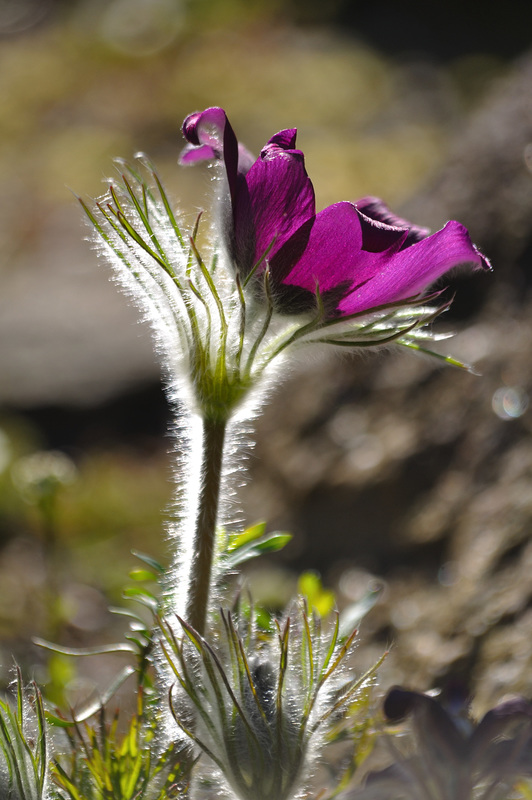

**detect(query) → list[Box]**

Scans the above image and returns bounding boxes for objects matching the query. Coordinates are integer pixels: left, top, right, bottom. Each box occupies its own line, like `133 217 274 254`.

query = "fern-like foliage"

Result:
52 694 189 800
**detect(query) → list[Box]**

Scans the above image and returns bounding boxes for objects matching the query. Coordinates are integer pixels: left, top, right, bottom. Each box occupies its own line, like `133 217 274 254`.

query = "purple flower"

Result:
350 687 532 800
180 107 490 318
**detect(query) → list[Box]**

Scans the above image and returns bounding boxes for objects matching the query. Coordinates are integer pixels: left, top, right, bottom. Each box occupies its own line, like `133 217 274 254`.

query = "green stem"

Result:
185 417 227 636
39 494 62 639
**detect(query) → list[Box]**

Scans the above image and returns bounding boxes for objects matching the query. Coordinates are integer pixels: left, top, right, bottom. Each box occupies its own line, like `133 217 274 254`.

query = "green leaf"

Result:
46 666 136 727
226 521 267 552
124 635 150 651
398 340 475 373
338 583 383 641
34 638 136 657
122 586 158 611
128 569 158 582
298 571 336 617
254 606 273 631
52 762 84 800
108 606 144 621
131 549 165 574
224 532 292 568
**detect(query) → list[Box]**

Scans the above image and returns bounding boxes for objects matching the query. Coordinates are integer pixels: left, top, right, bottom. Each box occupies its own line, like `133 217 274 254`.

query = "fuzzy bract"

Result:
160 605 380 800
0 671 49 800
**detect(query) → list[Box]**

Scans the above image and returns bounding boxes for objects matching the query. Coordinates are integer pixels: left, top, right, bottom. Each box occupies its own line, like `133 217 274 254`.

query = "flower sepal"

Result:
80 158 280 424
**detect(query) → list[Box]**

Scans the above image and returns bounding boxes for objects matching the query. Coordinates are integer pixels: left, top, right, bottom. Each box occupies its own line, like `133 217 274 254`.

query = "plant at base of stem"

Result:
51 691 188 800
159 600 383 800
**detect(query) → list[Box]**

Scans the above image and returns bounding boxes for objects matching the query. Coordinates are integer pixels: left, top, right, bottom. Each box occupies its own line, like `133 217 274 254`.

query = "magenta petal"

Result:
180 108 256 177
236 131 315 273
237 142 256 175
266 128 298 149
338 220 490 315
179 143 219 165
276 202 366 292
180 106 239 200
356 207 413 254
355 196 431 246
179 108 490 318
181 107 228 153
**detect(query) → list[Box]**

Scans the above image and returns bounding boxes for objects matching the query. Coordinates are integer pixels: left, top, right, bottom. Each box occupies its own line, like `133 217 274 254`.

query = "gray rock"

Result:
0 207 160 407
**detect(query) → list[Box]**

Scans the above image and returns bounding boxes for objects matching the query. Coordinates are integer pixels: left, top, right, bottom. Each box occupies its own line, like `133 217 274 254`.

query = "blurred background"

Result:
1 0 532 713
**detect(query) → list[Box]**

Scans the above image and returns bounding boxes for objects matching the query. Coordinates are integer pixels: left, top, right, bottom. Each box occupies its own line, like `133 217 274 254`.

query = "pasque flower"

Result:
83 110 490 638
180 107 490 317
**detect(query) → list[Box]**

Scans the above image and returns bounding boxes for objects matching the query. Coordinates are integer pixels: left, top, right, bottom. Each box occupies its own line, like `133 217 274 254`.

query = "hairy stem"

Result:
185 416 227 636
